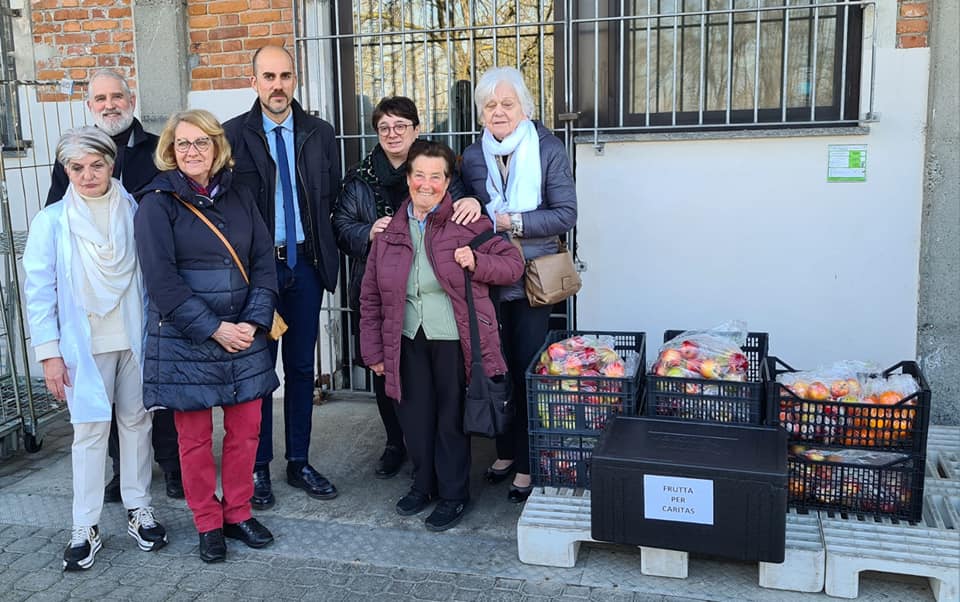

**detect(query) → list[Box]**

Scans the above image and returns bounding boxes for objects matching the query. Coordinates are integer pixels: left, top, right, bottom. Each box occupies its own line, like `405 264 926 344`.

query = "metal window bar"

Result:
575 0 873 141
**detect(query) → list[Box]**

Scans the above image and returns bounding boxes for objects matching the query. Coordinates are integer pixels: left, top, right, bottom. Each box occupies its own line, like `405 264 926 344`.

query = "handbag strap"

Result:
462 230 499 366
174 195 250 285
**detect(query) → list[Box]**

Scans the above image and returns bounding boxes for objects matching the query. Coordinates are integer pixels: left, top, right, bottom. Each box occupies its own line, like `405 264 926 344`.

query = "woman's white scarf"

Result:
482 119 541 223
64 180 137 318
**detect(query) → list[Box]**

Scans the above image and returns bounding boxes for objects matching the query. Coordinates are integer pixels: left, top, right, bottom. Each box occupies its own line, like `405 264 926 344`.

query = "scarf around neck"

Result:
64 180 137 318
359 144 408 217
481 119 541 222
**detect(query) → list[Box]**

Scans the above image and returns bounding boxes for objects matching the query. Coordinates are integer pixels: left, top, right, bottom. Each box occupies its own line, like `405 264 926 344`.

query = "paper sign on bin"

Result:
643 475 714 525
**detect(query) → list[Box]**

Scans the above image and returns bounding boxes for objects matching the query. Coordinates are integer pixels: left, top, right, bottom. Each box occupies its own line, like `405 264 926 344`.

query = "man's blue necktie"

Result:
274 126 297 268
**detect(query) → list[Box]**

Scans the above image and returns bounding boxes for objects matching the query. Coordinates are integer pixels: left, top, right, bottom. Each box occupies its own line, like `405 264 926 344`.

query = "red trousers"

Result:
174 399 262 533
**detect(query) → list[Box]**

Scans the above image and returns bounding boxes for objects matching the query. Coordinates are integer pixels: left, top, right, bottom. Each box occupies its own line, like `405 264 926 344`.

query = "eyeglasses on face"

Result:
174 137 212 154
376 122 413 137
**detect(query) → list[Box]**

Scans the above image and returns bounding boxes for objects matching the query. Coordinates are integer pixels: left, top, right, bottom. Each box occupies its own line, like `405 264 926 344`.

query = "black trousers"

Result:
373 373 405 449
108 408 180 475
397 329 468 501
494 299 553 475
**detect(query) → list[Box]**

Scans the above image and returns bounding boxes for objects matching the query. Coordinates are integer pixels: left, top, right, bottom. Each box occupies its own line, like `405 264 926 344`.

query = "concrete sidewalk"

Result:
0 393 938 601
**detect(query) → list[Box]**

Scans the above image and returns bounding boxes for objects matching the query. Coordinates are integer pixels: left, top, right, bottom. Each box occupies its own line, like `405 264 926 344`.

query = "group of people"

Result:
22 45 577 571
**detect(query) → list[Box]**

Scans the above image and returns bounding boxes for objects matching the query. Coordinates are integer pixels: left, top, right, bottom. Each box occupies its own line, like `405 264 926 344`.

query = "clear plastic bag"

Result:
650 320 750 381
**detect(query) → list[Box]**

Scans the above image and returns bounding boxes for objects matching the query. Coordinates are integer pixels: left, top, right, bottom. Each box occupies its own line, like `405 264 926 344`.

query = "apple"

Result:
788 381 809 399
547 342 567 361
807 382 830 401
846 378 861 397
829 380 850 399
666 366 685 378
700 359 719 379
728 353 749 374
684 357 703 374
660 348 683 367
679 340 699 359
547 361 564 376
602 361 625 377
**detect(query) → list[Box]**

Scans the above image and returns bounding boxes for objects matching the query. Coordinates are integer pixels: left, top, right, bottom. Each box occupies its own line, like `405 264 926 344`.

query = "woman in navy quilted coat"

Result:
135 109 278 563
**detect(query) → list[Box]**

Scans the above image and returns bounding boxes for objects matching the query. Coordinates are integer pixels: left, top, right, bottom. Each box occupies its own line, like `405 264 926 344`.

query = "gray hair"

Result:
86 69 132 101
56 126 117 168
474 67 536 120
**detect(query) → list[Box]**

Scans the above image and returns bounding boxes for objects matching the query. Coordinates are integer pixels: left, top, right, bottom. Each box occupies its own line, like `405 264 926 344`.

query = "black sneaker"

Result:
425 499 469 531
103 473 121 504
127 507 168 551
395 489 433 516
63 525 101 571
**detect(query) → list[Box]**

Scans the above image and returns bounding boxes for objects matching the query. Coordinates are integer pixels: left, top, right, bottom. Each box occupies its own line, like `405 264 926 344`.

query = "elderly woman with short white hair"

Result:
23 126 167 572
460 67 578 504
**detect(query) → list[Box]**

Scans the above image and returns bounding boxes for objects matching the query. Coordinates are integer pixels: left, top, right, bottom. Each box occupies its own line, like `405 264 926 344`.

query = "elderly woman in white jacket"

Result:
23 126 168 572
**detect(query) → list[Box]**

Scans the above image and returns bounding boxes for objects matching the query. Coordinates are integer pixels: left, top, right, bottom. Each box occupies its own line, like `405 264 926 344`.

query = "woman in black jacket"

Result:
332 96 481 479
135 109 279 564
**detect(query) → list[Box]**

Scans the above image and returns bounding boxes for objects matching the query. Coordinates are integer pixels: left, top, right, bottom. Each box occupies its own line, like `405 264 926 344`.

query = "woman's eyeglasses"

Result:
376 122 413 137
174 137 212 154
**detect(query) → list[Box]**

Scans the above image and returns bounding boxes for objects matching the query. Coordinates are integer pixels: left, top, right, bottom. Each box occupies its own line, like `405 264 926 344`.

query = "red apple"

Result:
547 342 567 361
679 340 699 359
660 348 683 367
700 359 719 379
728 353 748 374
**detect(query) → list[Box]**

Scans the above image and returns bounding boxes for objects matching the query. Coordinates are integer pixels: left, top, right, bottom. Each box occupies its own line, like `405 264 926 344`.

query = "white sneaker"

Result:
127 507 168 551
63 525 101 571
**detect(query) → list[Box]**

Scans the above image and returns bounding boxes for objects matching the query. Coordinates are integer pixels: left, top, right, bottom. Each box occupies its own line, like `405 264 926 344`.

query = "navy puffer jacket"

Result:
135 169 279 411
460 120 578 302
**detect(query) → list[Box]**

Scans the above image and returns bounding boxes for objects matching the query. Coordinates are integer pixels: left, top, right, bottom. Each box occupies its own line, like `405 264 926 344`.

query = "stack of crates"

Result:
526 330 645 489
645 330 772 425
766 358 931 521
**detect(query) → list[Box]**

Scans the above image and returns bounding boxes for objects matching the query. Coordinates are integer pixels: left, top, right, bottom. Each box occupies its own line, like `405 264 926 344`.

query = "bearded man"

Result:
43 69 182 505
45 70 160 207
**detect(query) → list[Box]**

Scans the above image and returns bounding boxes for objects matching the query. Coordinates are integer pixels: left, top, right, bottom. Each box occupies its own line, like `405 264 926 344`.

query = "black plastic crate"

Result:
526 330 645 435
591 417 787 562
529 432 597 489
645 330 772 425
787 447 925 522
766 357 932 456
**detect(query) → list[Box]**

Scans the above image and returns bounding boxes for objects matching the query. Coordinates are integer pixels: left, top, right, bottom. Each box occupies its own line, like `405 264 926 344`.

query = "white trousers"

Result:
71 350 153 527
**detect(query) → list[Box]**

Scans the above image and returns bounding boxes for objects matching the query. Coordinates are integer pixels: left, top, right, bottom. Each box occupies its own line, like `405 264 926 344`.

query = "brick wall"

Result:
31 0 136 98
897 0 929 48
187 0 294 91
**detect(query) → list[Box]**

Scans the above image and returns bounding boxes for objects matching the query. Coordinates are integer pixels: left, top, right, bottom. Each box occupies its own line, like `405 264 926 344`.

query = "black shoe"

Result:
508 484 534 504
395 489 433 516
223 518 274 549
425 499 469 531
374 445 406 479
63 525 101 571
165 471 184 499
286 463 338 500
251 465 275 510
103 473 121 504
484 462 516 484
198 529 226 564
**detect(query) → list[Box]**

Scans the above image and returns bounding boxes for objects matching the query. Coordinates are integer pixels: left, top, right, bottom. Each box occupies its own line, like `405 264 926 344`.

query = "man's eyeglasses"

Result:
175 137 212 154
376 122 413 137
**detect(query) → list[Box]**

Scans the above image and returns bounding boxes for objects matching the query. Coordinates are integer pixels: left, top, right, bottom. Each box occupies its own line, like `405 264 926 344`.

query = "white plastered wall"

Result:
574 39 930 369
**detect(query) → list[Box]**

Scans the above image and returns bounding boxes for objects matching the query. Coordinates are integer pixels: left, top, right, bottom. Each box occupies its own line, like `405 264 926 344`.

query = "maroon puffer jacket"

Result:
359 193 525 401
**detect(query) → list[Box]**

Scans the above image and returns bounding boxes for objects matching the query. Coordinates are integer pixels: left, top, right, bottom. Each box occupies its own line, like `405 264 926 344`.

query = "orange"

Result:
878 391 902 406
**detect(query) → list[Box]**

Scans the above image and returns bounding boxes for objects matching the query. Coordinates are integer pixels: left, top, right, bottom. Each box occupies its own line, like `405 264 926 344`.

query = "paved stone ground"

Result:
0 394 937 601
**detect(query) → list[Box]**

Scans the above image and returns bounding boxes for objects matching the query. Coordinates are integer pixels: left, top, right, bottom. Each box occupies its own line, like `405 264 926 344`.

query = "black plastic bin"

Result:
529 432 597 489
645 330 772 425
591 416 787 563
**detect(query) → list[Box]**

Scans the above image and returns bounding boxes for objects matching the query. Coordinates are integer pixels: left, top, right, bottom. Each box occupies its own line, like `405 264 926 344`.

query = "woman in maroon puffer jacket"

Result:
360 140 523 532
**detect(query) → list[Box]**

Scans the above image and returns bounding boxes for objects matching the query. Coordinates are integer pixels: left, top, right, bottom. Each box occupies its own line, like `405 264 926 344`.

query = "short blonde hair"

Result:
154 109 234 174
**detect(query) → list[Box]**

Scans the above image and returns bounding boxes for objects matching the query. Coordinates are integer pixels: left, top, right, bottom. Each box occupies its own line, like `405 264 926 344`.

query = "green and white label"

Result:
827 144 867 182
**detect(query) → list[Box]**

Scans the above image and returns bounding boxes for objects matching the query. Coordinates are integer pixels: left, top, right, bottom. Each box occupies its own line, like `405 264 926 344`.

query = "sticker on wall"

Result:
827 144 867 182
